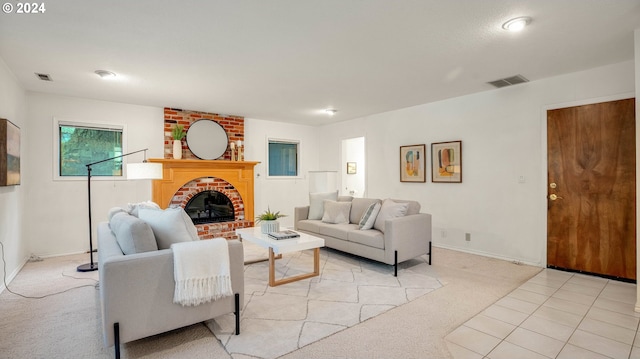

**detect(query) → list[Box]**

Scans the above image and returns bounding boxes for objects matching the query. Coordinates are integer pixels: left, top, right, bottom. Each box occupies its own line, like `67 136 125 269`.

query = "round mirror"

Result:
186 120 229 160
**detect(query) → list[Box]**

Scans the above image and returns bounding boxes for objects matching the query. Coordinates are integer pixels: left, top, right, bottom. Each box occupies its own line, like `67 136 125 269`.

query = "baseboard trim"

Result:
0 254 29 295
433 243 543 268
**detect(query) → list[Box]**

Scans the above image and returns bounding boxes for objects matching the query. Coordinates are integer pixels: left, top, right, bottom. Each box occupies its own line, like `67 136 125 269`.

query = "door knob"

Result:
549 194 563 201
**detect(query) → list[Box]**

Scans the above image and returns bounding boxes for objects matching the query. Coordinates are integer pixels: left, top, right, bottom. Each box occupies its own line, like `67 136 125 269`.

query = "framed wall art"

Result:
0 118 20 186
431 140 461 183
346 162 357 174
400 144 426 182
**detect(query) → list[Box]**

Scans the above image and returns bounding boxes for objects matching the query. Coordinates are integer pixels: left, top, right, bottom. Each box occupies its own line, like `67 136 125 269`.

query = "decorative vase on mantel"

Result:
171 124 187 160
172 140 182 160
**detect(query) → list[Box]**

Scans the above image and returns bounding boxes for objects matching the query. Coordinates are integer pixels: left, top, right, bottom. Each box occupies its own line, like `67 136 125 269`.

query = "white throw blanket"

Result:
171 238 233 306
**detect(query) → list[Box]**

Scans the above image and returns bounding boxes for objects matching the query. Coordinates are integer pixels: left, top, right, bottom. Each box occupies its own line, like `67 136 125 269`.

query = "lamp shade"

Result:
309 171 337 193
126 162 163 180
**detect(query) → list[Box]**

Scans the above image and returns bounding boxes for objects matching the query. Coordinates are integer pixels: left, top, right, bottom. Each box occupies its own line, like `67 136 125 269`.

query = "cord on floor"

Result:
0 241 99 299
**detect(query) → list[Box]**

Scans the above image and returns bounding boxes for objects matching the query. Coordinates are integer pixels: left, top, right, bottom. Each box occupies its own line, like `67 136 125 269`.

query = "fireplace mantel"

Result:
148 159 260 222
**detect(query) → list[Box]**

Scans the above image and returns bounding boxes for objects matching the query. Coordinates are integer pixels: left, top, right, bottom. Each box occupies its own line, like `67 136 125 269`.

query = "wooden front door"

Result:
547 98 636 281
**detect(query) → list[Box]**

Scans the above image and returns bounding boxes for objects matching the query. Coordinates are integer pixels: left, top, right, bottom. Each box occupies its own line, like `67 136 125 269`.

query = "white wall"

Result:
25 93 164 256
0 58 28 290
244 118 320 228
341 136 366 197
319 60 636 266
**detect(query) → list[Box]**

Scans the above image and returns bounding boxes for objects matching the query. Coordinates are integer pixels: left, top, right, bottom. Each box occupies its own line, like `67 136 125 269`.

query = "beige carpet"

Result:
209 243 441 358
0 247 540 358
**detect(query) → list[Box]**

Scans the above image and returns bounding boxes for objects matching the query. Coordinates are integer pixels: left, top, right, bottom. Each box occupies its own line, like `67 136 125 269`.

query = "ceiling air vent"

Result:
488 74 528 88
35 73 52 81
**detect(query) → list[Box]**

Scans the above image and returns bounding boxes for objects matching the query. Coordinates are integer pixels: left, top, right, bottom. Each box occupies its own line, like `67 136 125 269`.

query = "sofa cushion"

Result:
373 199 409 233
297 219 323 233
318 223 359 240
109 212 158 255
139 207 199 249
308 191 339 220
348 229 385 250
322 200 352 224
349 198 381 224
359 202 381 230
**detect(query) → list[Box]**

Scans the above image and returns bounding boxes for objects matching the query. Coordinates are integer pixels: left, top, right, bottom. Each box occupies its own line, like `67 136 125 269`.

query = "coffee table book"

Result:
268 230 300 240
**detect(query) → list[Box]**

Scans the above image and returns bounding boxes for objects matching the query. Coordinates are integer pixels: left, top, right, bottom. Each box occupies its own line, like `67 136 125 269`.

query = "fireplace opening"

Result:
184 190 235 224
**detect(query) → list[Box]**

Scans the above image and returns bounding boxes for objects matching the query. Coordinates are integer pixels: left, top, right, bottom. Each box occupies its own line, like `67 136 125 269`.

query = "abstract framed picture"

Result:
431 140 461 183
0 118 20 186
346 162 357 174
400 144 426 182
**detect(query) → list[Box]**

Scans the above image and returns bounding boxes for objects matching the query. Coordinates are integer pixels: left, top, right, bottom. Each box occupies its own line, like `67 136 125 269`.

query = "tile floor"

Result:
446 269 639 359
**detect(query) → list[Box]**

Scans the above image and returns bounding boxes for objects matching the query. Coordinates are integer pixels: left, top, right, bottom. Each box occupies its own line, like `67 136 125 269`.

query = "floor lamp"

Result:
77 148 163 272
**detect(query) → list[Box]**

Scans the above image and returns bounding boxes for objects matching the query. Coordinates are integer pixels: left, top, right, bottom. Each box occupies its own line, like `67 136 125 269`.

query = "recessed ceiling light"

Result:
502 17 532 32
324 109 337 116
94 70 116 79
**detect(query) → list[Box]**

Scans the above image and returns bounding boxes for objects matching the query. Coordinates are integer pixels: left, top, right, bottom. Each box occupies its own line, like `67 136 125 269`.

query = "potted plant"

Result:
256 207 287 234
172 125 186 159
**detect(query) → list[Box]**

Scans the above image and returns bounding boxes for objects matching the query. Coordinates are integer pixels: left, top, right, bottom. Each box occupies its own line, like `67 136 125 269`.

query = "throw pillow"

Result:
359 202 381 230
139 207 199 249
127 200 161 217
109 212 158 255
321 200 352 224
308 191 338 220
373 199 409 233
107 207 128 222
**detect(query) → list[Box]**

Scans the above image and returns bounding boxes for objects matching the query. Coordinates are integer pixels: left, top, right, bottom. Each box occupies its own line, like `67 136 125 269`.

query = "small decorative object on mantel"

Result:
236 140 243 161
256 207 287 234
230 141 236 161
171 124 186 160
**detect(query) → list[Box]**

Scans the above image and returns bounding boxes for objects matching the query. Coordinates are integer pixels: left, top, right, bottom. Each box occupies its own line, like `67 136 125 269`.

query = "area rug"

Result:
207 242 442 359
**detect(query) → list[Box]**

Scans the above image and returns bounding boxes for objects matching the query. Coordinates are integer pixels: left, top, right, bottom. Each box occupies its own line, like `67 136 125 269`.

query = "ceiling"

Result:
1 1 639 126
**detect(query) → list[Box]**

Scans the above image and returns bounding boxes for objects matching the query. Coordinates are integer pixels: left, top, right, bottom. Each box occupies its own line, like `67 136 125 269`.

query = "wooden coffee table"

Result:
236 227 324 287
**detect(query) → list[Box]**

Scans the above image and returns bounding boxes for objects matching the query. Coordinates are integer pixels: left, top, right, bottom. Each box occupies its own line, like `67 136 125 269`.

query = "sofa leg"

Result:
428 241 432 265
234 293 240 335
394 250 398 277
114 322 120 359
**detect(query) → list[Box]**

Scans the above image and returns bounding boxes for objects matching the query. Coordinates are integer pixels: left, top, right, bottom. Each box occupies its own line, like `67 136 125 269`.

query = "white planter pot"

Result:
172 140 182 160
261 220 280 234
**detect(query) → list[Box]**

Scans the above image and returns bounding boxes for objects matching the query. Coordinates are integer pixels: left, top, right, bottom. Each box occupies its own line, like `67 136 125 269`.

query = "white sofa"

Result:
294 196 431 275
97 206 244 359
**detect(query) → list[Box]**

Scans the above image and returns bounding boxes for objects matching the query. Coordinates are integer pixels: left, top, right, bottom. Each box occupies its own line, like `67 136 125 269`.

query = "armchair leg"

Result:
394 250 398 277
428 241 432 265
114 322 120 359
234 293 240 335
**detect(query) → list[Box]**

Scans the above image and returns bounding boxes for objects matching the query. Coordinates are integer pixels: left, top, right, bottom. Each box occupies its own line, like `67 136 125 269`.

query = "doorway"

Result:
546 98 636 281
341 137 366 197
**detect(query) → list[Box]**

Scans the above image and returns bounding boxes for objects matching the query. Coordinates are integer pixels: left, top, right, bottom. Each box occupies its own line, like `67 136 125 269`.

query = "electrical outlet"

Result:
441 230 447 238
465 233 471 241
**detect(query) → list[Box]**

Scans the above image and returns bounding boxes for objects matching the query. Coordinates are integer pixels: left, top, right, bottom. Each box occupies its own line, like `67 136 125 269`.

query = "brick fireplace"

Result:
149 159 259 240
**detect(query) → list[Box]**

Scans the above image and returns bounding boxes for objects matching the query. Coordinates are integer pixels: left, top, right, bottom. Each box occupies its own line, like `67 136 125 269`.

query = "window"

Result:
268 139 299 177
55 120 125 179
